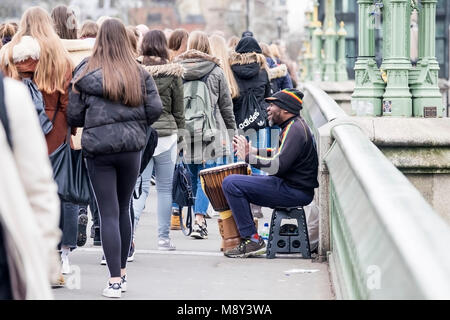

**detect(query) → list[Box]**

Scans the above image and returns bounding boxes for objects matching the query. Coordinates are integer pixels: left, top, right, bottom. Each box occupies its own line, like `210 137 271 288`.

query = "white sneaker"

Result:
100 255 106 265
61 255 71 274
121 275 127 292
190 221 208 239
102 282 122 298
158 238 176 251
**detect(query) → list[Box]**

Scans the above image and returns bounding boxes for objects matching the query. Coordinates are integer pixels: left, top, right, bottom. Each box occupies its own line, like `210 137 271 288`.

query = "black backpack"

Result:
133 126 158 199
235 87 268 131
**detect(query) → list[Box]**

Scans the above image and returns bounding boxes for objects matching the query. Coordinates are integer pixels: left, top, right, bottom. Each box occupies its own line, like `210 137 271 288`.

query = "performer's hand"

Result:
233 135 250 161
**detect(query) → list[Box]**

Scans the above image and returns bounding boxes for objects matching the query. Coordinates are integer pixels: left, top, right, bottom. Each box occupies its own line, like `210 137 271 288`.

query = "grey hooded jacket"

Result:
175 50 237 163
67 59 163 158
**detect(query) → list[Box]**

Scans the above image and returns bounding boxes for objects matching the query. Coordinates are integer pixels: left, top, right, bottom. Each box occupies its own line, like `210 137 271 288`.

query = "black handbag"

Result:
49 128 90 205
172 153 194 236
133 126 158 200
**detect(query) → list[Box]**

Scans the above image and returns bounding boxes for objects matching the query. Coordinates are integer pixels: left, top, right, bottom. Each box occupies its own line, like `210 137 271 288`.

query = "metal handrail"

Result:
326 122 450 299
301 83 450 299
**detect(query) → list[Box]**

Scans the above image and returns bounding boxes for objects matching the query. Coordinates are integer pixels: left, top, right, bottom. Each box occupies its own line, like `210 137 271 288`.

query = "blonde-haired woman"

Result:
228 36 239 50
270 43 298 88
260 42 292 93
174 30 237 239
0 7 78 279
209 34 239 100
209 34 240 167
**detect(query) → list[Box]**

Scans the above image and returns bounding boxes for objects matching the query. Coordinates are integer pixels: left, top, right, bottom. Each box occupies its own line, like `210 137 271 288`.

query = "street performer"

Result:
222 88 319 258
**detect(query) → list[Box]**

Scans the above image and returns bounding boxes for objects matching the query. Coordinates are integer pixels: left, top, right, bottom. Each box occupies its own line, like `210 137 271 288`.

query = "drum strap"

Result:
179 205 193 237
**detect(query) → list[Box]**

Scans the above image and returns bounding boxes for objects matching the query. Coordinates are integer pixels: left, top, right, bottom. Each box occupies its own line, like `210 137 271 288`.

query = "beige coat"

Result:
0 77 61 299
61 39 94 150
61 38 94 67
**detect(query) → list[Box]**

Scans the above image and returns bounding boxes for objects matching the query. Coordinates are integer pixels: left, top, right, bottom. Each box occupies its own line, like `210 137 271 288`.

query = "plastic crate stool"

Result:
266 207 311 259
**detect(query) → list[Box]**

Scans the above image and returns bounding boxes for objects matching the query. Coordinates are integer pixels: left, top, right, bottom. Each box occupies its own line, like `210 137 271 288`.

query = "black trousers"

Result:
222 175 314 238
86 151 140 278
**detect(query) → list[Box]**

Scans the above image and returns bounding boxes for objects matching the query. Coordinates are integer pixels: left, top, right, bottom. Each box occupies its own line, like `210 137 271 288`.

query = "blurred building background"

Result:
3 0 450 80
0 0 310 61
317 0 450 80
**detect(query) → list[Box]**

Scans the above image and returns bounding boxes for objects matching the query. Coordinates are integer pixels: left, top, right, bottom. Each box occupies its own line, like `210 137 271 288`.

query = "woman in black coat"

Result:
67 18 162 298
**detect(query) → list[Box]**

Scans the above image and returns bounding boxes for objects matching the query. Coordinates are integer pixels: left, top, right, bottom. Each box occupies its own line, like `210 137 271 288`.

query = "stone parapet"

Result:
350 116 450 224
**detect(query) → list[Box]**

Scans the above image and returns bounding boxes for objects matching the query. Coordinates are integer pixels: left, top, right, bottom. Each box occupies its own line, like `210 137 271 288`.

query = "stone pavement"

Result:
53 190 334 300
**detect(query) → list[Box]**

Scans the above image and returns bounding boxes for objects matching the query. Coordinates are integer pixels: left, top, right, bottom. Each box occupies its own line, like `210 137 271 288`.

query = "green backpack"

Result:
183 68 217 143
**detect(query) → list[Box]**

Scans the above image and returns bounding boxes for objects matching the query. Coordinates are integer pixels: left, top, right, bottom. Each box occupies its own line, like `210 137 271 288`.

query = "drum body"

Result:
199 162 249 252
199 162 249 212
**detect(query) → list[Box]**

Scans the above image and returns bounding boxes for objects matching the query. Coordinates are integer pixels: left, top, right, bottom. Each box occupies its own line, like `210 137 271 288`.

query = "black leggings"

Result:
86 151 140 278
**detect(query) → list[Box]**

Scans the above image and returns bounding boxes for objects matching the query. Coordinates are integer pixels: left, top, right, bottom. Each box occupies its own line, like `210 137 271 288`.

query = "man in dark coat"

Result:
222 89 319 258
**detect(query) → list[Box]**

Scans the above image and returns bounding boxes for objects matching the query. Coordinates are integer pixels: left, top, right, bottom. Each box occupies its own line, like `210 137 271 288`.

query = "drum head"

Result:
199 162 248 175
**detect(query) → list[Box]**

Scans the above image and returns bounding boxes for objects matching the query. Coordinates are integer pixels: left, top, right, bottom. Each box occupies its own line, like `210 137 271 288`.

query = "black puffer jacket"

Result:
230 51 271 126
67 60 163 157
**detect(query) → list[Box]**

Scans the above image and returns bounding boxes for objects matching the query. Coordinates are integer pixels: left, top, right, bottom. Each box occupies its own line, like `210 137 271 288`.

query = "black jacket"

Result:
230 52 271 126
67 60 163 157
246 116 319 192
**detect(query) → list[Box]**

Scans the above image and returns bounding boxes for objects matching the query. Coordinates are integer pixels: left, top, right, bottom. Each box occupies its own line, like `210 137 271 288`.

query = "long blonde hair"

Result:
2 7 72 94
260 42 274 61
209 35 239 99
270 43 281 60
228 36 239 50
187 31 211 55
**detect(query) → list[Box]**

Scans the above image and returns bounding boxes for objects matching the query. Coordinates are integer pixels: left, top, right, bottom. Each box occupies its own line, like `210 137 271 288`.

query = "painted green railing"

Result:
302 83 450 299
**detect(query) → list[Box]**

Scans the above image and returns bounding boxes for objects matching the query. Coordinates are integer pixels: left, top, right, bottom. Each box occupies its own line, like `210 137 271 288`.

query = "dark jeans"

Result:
86 151 140 278
58 199 79 249
222 175 314 238
0 223 12 300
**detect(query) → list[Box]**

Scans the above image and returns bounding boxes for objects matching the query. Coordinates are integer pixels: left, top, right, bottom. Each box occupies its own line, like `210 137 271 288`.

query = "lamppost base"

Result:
351 96 383 117
381 97 413 117
412 97 444 118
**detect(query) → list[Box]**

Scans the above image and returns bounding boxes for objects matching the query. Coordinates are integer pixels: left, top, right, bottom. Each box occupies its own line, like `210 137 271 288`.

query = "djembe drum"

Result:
200 162 254 252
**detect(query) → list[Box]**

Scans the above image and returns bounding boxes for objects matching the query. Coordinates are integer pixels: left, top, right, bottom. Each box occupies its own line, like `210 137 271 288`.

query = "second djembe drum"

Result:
199 162 252 252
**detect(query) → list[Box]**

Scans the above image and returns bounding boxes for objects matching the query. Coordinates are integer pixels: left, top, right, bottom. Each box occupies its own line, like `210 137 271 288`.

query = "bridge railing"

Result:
301 83 450 299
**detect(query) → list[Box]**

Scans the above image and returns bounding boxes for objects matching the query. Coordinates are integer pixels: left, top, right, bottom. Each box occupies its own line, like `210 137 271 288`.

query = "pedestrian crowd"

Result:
0 5 315 300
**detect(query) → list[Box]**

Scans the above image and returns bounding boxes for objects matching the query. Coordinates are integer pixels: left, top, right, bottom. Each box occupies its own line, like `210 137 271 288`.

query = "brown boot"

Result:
51 273 65 288
170 209 182 230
